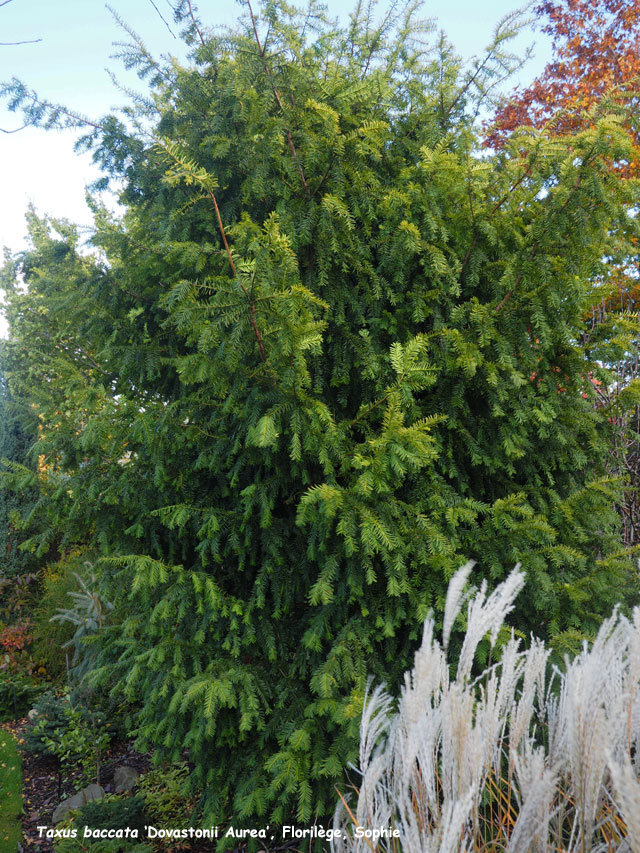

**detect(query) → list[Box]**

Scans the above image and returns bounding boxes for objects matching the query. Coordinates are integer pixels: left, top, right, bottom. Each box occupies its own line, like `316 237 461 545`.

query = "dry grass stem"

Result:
333 565 640 852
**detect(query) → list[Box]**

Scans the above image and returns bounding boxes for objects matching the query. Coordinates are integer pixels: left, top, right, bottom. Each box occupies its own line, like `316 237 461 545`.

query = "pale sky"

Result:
0 0 550 258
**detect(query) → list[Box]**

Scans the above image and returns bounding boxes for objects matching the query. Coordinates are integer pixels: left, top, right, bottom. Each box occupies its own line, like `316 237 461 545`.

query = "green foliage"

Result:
76 796 147 834
48 706 110 783
1 0 639 830
0 731 22 853
54 796 149 853
26 690 111 788
0 673 43 721
0 371 39 578
30 551 94 680
50 564 114 684
137 762 194 828
24 691 73 756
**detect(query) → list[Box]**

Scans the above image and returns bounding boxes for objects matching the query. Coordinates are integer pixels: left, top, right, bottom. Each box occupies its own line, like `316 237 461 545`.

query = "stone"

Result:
52 783 105 824
114 765 140 793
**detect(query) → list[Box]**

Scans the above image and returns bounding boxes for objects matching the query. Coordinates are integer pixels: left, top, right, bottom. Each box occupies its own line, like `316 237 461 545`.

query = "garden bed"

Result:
9 720 155 852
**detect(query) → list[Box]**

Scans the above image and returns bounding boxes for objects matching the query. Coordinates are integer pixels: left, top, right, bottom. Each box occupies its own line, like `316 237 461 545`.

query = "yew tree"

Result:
0 370 38 577
2 0 640 830
490 0 640 545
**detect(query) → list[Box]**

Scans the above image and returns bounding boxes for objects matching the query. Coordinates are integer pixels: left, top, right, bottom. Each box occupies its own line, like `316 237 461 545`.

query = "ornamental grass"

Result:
333 562 640 852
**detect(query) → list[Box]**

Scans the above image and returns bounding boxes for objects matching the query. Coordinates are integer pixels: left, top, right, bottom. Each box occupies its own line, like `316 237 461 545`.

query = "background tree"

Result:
490 0 640 152
490 0 640 546
2 0 639 831
0 361 38 577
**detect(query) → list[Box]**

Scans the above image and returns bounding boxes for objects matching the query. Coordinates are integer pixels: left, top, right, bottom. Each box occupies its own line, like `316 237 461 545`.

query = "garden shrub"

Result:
24 691 72 757
76 795 148 835
0 619 36 674
31 551 96 680
137 763 195 829
0 673 44 721
27 697 111 785
52 797 150 853
42 707 110 787
3 0 640 828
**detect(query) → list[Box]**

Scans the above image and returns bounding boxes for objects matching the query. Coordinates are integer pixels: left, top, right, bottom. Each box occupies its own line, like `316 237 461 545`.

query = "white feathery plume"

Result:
509 637 549 755
442 560 474 651
332 564 640 852
434 789 474 853
508 747 556 853
608 754 640 853
356 681 394 828
457 564 525 682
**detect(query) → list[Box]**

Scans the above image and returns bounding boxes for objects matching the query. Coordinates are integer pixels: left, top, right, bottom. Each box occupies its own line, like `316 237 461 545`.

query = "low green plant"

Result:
137 763 195 829
77 795 148 834
0 672 43 721
28 697 111 785
43 707 110 787
24 691 72 756
0 730 22 853
53 799 150 853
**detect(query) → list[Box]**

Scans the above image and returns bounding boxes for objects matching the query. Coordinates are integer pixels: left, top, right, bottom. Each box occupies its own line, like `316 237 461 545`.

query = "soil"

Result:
4 719 301 853
4 718 153 851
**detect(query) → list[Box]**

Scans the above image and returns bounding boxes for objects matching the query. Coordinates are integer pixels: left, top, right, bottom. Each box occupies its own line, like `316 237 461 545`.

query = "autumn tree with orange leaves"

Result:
491 0 640 152
491 0 640 545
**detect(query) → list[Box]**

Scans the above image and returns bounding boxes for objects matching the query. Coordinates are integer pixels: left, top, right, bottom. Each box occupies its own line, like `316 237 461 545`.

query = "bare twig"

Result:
186 0 206 48
146 0 176 38
0 38 42 45
495 283 516 312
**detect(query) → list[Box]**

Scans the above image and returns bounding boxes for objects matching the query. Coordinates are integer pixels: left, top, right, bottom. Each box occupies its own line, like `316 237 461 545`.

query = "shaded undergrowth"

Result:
0 728 22 853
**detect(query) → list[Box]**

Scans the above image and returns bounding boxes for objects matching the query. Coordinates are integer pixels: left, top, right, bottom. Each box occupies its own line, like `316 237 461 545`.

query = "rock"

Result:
52 783 105 824
27 709 39 721
114 765 140 793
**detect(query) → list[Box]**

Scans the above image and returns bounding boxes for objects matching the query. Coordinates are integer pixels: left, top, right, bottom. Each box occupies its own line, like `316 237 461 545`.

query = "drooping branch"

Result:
0 82 104 131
